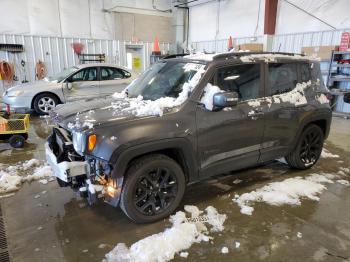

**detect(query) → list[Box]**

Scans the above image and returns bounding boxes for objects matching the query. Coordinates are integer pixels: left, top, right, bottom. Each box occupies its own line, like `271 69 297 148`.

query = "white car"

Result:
3 63 135 115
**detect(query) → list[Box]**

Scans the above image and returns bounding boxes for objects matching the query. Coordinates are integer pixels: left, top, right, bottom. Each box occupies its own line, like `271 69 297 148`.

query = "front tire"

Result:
120 154 186 223
33 93 58 115
285 124 324 169
9 135 25 148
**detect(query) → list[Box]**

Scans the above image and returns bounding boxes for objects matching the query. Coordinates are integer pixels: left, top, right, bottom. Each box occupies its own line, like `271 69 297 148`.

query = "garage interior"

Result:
0 0 350 261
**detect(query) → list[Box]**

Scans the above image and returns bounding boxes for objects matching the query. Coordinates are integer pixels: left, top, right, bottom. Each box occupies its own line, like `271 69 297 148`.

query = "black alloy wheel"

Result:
120 154 186 223
286 124 324 169
134 167 178 216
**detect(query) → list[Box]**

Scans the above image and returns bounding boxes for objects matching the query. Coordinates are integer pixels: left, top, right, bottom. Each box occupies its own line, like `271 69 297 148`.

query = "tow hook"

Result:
79 179 104 205
86 179 97 205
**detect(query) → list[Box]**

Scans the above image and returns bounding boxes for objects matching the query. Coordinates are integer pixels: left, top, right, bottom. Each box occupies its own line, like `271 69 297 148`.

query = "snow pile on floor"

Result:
200 83 224 111
0 159 53 194
103 205 226 262
233 173 336 216
321 148 339 158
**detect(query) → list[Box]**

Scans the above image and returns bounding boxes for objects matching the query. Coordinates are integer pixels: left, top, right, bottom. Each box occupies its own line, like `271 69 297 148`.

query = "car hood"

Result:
7 80 60 92
51 98 141 130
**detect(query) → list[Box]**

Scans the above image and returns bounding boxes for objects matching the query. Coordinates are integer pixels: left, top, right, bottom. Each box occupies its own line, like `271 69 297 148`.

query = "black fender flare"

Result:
289 108 331 152
109 138 199 182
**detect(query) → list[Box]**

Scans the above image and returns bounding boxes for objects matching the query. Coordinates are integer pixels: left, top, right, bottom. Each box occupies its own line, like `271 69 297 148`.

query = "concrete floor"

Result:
0 116 350 262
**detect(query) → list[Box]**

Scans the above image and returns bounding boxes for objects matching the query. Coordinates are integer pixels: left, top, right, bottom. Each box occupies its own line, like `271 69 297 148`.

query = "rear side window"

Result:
300 63 311 82
216 64 261 101
100 67 124 80
268 63 297 95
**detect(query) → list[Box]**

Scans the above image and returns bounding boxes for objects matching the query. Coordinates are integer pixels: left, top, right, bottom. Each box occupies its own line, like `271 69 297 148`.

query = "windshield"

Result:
126 61 205 100
47 66 79 82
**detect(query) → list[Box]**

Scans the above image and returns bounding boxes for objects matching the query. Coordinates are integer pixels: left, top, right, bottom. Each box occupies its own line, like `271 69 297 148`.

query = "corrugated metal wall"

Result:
271 28 350 53
0 34 174 85
192 36 265 53
192 28 350 53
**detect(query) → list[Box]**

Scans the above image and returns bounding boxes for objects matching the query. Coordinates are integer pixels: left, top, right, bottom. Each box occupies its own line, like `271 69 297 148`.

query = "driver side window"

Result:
216 63 261 101
71 67 97 82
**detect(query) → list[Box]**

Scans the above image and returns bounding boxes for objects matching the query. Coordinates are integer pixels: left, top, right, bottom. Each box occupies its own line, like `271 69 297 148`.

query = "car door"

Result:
196 62 266 177
63 67 99 102
259 61 309 162
99 67 132 97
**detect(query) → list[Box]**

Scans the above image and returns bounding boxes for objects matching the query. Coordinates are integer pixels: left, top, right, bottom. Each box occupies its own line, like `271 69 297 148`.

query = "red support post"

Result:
264 0 278 35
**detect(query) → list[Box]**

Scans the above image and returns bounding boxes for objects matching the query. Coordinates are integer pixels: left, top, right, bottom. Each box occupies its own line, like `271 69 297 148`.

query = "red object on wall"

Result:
71 42 85 55
339 32 350 51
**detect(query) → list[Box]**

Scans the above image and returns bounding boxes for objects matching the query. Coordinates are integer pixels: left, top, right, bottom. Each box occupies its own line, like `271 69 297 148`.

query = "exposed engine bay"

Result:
46 127 122 206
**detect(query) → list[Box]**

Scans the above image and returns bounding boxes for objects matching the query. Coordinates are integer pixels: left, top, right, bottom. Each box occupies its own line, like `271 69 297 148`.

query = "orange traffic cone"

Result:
152 37 161 55
228 36 234 51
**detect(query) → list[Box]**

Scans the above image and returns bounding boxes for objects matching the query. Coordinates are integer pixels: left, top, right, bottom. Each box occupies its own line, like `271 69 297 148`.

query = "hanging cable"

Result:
282 0 336 30
254 0 262 37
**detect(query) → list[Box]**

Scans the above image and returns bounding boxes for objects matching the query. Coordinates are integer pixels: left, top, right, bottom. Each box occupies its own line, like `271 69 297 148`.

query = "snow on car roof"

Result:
183 51 318 62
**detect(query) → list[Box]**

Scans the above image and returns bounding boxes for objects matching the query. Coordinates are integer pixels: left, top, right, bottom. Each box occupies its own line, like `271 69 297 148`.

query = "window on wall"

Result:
268 63 297 95
71 67 97 82
216 64 261 101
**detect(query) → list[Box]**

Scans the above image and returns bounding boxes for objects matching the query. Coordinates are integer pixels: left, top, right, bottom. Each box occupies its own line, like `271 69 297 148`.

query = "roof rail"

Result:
162 54 190 59
213 51 305 60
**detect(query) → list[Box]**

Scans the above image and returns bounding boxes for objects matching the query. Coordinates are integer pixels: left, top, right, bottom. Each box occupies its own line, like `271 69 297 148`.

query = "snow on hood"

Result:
64 66 206 131
103 205 226 262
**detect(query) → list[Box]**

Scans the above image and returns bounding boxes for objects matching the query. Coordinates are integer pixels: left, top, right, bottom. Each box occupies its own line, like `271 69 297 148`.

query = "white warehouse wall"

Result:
276 0 350 34
189 0 350 42
189 0 265 42
0 0 172 40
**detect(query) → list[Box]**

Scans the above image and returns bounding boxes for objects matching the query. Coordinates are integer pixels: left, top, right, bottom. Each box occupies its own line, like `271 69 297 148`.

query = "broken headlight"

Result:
72 131 85 155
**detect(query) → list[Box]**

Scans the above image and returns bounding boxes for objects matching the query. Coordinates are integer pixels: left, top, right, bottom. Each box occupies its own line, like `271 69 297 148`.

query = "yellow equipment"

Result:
0 113 30 148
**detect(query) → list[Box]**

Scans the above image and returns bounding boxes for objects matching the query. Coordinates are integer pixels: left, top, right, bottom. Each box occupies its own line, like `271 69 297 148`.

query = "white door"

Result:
99 67 132 97
63 67 99 102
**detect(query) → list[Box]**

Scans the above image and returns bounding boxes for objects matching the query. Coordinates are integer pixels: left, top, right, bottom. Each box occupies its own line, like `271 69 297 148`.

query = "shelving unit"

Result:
327 50 350 113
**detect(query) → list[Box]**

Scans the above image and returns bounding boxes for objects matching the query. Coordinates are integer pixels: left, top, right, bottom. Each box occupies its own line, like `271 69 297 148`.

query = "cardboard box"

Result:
239 43 264 52
301 45 339 61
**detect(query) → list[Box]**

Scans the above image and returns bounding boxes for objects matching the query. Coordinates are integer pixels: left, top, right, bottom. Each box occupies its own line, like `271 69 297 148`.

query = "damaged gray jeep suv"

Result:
46 52 332 223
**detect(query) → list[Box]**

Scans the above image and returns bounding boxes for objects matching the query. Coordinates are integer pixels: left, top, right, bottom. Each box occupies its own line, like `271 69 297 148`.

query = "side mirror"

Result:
213 91 239 108
344 93 350 104
66 82 73 90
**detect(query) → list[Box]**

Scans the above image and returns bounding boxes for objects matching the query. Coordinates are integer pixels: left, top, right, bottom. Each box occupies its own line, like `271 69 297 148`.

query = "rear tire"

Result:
33 93 59 115
285 124 324 169
9 135 25 148
120 154 186 223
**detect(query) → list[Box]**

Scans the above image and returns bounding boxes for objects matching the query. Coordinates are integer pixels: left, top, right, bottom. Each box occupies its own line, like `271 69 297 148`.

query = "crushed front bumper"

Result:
45 142 89 182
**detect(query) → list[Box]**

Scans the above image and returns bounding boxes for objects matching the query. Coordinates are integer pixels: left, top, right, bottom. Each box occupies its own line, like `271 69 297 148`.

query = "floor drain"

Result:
0 205 10 262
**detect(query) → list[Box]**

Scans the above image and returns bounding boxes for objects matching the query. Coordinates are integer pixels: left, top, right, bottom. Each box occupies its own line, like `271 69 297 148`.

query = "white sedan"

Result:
3 63 135 115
